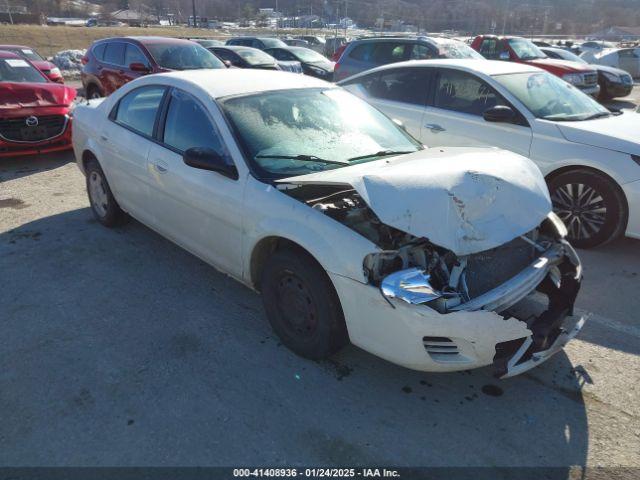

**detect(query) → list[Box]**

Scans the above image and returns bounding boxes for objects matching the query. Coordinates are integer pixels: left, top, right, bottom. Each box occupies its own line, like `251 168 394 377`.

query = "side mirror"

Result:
499 51 510 60
483 105 516 123
223 60 232 68
183 147 238 179
129 62 150 72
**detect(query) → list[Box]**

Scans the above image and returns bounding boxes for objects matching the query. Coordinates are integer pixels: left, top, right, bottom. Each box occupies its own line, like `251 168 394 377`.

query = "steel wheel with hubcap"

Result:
549 169 626 248
85 159 127 227
261 248 349 359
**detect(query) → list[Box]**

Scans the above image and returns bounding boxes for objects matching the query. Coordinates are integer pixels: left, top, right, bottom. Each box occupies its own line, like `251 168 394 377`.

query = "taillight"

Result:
81 55 89 65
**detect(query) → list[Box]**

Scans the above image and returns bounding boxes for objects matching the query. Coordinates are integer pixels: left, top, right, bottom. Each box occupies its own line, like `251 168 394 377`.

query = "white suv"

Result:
339 59 640 248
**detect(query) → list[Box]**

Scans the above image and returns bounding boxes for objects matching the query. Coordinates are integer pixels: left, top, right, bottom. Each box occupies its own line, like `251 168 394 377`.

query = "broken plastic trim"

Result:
380 268 446 305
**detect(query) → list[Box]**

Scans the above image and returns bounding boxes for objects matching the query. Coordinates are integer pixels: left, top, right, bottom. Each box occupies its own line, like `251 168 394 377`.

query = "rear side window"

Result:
410 44 436 60
124 44 149 67
162 89 226 155
348 43 374 61
92 43 106 61
434 69 506 116
114 86 166 137
372 43 410 64
369 68 430 105
103 42 125 65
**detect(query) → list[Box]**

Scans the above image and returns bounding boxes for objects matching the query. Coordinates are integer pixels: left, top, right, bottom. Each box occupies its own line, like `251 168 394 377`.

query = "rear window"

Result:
103 42 125 65
0 58 46 83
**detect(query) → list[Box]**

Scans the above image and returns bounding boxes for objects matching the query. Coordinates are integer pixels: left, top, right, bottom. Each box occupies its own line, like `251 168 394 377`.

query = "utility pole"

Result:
501 0 510 34
5 0 13 25
344 0 348 37
275 0 278 37
191 0 196 27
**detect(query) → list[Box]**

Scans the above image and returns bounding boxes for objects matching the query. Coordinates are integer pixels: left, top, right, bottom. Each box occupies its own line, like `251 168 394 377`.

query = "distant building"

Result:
110 8 156 27
588 26 640 41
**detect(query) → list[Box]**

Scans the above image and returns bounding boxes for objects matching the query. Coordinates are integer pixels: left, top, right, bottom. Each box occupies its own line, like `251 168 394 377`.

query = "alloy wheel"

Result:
551 182 607 241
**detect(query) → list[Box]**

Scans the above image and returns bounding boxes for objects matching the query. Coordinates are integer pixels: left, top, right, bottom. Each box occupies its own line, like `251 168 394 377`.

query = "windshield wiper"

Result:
582 111 611 120
347 150 414 162
255 154 348 165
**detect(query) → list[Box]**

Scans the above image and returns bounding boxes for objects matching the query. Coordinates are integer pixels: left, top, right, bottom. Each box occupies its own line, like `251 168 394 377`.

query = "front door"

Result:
145 88 245 277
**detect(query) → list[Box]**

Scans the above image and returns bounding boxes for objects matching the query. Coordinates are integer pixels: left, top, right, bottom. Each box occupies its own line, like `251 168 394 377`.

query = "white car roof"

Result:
144 69 333 99
338 59 542 83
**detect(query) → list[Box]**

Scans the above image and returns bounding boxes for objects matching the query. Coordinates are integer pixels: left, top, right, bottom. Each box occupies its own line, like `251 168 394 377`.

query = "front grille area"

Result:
583 73 598 86
0 115 67 143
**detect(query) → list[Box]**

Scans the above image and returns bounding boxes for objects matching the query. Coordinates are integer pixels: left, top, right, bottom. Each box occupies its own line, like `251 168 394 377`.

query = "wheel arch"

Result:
545 164 629 238
249 236 328 292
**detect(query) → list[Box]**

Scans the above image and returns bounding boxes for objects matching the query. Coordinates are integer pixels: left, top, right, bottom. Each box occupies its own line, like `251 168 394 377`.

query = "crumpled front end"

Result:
281 181 583 378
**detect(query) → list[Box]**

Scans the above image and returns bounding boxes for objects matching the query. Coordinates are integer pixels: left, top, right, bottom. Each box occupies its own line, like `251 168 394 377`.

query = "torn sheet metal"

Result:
278 147 551 255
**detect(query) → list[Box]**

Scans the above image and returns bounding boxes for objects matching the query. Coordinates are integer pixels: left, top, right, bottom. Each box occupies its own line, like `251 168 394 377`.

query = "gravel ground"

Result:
0 88 639 470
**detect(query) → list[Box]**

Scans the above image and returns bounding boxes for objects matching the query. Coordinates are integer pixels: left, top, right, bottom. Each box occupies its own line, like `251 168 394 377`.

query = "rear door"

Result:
145 88 245 276
342 67 431 140
420 68 532 156
101 41 127 94
100 85 167 223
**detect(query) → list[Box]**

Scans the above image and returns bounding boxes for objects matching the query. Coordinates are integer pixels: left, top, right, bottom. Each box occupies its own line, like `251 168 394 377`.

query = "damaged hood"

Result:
0 82 76 110
555 112 640 156
278 147 551 255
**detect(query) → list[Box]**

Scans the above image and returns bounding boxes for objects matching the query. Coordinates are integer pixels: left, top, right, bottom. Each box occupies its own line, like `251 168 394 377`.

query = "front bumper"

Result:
330 241 582 378
623 178 640 239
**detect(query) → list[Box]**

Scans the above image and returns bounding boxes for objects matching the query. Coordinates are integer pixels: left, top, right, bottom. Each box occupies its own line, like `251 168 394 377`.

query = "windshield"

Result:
7 48 44 61
146 43 225 70
290 48 328 63
494 71 609 121
508 38 547 60
437 40 484 59
0 58 46 83
220 88 422 179
261 38 287 48
236 49 275 65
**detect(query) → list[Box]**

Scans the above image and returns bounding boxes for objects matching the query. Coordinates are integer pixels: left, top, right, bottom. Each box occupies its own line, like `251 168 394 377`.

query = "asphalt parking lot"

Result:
0 88 639 470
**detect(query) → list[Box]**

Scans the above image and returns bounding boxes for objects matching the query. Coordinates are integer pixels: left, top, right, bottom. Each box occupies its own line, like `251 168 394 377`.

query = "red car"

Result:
81 36 226 98
471 35 600 96
0 51 76 158
0 45 63 83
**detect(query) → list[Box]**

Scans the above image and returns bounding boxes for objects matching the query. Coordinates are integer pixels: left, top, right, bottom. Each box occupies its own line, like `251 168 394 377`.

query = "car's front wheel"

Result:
549 169 626 248
85 159 127 227
260 248 349 360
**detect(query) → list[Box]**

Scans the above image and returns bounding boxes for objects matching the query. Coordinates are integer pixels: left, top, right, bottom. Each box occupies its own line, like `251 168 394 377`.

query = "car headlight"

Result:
601 70 622 83
49 67 61 76
308 65 327 76
562 73 582 85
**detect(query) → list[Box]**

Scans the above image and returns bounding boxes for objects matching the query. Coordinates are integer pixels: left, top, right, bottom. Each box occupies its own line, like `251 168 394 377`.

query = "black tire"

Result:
85 159 128 227
260 249 349 360
548 169 626 249
86 84 103 99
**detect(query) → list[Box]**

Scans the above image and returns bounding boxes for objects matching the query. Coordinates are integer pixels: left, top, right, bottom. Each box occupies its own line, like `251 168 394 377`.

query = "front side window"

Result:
368 68 430 105
220 88 421 179
163 89 226 155
434 69 506 116
493 71 609 121
145 43 224 70
436 40 484 59
479 38 499 59
0 58 46 83
114 86 165 136
508 38 546 60
104 42 125 65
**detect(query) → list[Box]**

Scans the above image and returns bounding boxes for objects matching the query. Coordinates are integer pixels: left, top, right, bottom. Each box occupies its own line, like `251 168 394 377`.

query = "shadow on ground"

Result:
0 207 590 469
0 151 75 182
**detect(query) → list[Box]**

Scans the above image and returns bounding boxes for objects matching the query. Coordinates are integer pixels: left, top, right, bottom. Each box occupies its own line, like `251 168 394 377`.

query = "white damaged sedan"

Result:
72 70 584 378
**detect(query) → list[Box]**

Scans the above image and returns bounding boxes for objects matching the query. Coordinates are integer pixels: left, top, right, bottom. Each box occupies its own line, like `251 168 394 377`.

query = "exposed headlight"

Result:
547 211 568 238
601 70 622 83
49 67 61 76
562 73 583 85
381 268 443 305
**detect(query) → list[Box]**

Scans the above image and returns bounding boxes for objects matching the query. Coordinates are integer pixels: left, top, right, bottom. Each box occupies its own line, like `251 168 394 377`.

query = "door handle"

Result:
154 162 168 173
425 123 446 133
99 135 108 142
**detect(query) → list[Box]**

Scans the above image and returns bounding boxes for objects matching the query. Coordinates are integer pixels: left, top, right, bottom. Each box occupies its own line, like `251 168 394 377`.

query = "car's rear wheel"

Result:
85 159 127 227
86 84 103 99
260 249 349 360
549 169 626 248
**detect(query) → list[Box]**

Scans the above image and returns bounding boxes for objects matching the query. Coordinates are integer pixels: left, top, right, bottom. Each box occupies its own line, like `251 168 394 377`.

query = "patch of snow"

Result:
51 49 86 73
